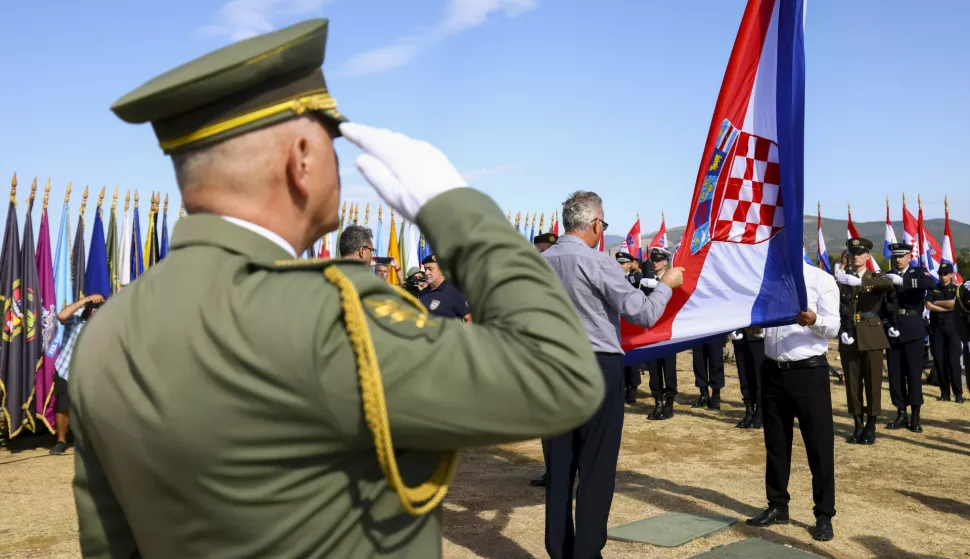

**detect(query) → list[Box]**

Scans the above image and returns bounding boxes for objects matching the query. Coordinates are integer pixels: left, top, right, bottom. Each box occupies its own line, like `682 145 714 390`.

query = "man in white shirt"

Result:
746 262 840 542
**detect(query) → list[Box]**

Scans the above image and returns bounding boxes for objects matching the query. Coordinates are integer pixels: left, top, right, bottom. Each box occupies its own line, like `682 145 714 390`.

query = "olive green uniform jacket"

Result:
69 189 603 558
838 269 893 352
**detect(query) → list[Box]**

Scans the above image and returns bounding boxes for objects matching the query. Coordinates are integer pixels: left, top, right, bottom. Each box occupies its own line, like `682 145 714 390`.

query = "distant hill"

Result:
606 217 970 257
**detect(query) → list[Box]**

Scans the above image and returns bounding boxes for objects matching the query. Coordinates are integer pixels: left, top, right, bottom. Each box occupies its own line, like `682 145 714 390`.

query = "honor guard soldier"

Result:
925 263 964 403
731 327 766 429
883 242 938 431
641 248 679 420
616 251 643 403
836 237 893 444
68 19 606 559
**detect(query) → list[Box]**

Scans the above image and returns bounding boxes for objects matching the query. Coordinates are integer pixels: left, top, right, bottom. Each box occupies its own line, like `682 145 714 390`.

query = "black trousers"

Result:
544 353 624 559
887 339 924 408
734 340 765 403
647 354 678 398
693 338 725 389
930 322 964 399
761 359 836 519
623 365 642 390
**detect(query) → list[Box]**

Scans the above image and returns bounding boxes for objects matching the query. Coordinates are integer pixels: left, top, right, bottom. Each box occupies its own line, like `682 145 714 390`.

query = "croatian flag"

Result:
621 216 642 259
847 206 877 272
917 204 942 278
621 0 807 363
648 214 669 254
942 203 962 283
817 205 830 273
883 202 897 261
902 204 920 267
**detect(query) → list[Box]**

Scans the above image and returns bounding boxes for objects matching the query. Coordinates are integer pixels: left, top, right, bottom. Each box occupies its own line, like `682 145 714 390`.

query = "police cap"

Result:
889 242 913 256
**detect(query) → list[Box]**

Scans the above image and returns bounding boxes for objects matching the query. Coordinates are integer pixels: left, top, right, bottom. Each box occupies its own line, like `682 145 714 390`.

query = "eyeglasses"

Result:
595 218 609 232
360 245 375 253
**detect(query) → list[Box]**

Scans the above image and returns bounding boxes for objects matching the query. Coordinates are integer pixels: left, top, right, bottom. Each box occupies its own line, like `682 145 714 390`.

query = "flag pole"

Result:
10 172 16 204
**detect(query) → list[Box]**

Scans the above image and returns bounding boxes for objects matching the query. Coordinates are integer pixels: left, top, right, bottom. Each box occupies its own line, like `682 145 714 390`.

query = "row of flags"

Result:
508 210 560 244
618 213 670 259
0 175 181 439
812 196 961 282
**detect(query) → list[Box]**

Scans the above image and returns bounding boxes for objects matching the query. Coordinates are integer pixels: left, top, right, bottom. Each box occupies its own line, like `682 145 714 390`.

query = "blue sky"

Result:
1 0 968 252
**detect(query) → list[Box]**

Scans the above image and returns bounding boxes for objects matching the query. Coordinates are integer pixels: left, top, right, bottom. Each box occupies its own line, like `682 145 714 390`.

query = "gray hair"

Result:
561 191 603 233
338 225 373 257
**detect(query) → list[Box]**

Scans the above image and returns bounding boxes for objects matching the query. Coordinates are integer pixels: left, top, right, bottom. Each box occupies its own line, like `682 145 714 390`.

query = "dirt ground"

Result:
2 341 969 559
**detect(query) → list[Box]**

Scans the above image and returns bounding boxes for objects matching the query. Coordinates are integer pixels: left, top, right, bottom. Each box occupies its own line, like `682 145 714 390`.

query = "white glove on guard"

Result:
731 332 744 341
642 278 659 289
840 332 855 345
837 274 862 287
887 327 900 338
886 273 903 286
339 122 468 222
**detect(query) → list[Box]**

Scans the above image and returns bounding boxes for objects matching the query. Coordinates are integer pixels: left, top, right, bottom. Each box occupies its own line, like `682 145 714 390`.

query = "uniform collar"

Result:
169 214 298 266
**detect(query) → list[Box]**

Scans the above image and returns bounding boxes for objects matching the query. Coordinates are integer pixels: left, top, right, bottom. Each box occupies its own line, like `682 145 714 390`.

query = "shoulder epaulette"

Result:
267 257 337 270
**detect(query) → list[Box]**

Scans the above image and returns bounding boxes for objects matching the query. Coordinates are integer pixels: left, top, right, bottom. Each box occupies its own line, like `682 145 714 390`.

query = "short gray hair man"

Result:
338 225 374 261
561 191 604 234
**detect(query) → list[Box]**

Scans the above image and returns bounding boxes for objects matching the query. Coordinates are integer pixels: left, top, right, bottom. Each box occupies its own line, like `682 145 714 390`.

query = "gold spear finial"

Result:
80 185 89 214
945 195 949 213
918 194 922 210
365 202 370 224
124 189 130 211
28 177 37 206
64 180 72 203
885 197 889 210
179 201 184 218
532 212 537 227
112 186 118 210
902 193 907 207
539 212 545 231
43 177 50 211
390 207 395 222
97 186 105 207
378 204 383 222
515 211 521 228
164 193 169 213
340 201 346 221
134 189 139 208
9 172 16 204
507 209 512 222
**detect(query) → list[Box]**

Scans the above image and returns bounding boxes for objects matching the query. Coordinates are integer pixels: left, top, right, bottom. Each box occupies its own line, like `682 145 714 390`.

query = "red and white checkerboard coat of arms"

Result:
713 131 784 245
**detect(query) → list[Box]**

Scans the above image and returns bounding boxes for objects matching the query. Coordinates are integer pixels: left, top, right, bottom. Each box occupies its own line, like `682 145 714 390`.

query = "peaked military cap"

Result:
422 254 436 266
649 247 670 262
847 237 873 254
939 263 954 275
533 232 558 245
889 242 913 256
615 251 634 264
111 19 347 155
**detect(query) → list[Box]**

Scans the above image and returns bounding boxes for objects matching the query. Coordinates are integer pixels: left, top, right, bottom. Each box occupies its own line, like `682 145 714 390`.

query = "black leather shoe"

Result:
955 396 966 404
746 506 790 527
661 395 675 420
908 406 923 433
938 395 951 402
736 401 753 428
860 415 877 445
813 517 834 541
647 398 665 420
885 409 908 430
708 388 721 410
625 387 637 404
748 404 763 429
848 414 864 444
692 388 710 408
529 473 547 487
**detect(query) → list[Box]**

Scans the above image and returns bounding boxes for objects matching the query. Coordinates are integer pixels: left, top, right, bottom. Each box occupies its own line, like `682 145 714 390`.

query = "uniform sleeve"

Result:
70 385 139 559
335 188 604 450
900 269 938 291
863 273 893 292
591 258 672 328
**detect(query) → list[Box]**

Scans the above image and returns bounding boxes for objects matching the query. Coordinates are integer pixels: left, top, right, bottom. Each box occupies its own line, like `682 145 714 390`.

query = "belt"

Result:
595 352 623 357
898 309 921 316
770 355 829 370
854 311 879 322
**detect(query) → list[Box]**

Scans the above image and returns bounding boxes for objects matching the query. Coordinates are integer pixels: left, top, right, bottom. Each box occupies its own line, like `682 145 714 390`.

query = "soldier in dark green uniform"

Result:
836 237 893 445
68 19 604 559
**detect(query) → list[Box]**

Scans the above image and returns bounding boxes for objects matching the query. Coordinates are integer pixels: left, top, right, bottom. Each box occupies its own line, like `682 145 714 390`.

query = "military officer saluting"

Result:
883 243 938 430
836 237 893 444
67 19 605 559
925 263 965 403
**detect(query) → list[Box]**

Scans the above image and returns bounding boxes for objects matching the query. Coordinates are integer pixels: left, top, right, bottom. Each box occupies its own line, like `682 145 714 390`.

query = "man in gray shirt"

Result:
541 191 684 559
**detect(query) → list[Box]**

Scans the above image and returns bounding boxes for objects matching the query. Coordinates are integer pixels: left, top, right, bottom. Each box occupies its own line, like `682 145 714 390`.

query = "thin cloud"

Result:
199 0 334 41
462 163 517 183
337 0 539 77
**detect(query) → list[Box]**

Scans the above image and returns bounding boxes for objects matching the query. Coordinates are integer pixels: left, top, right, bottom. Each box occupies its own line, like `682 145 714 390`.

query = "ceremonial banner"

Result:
883 201 897 261
119 192 131 287
37 196 58 432
386 213 402 285
130 197 144 281
85 206 111 298
621 216 642 259
160 199 170 260
647 215 668 254
0 182 28 437
942 202 962 283
917 204 942 278
71 204 86 300
106 193 119 292
817 205 831 273
622 0 807 363
19 189 42 436
847 206 877 272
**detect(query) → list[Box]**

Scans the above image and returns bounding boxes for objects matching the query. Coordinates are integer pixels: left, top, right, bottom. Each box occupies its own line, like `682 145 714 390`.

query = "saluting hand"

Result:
339 123 467 222
796 310 817 326
836 274 862 287
886 273 903 286
660 267 685 289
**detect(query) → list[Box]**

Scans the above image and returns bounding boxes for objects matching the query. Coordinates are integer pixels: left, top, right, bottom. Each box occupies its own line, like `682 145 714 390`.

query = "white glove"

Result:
731 331 744 341
888 327 900 338
339 123 467 222
886 273 903 286
840 332 855 345
837 274 862 287
964 280 970 289
923 309 931 321
642 278 659 289
754 329 766 339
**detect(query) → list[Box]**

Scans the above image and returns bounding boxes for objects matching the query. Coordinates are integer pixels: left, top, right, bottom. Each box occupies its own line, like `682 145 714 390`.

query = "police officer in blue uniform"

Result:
925 263 964 403
641 248 679 420
419 254 472 322
884 242 937 432
616 251 645 403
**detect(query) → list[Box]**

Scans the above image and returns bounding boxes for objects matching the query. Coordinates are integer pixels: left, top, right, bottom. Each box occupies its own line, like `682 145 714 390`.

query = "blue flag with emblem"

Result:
85 205 111 297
